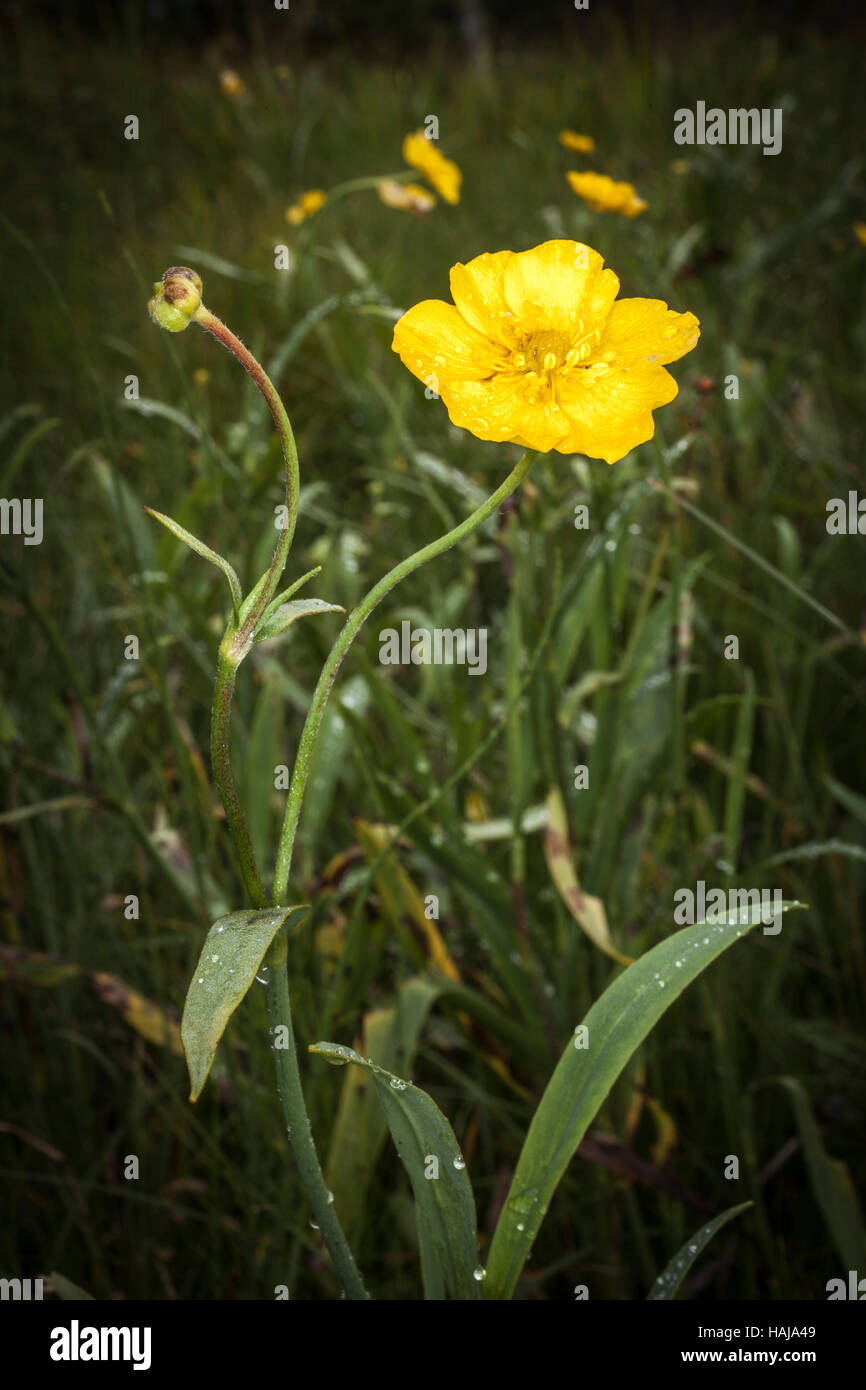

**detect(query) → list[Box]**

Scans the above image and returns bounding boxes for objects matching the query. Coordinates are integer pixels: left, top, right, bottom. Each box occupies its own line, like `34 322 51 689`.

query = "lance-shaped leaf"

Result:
324 977 443 1242
310 1041 481 1300
258 566 323 623
648 1202 753 1299
183 905 308 1101
254 597 344 643
771 1076 866 1273
144 507 242 619
483 900 806 1301
543 786 632 965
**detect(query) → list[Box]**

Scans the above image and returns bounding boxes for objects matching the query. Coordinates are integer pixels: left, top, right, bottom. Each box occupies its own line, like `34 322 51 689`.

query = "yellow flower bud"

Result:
148 266 203 333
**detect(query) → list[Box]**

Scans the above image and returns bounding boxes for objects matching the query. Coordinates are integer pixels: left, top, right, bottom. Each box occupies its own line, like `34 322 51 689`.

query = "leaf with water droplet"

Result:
648 1202 753 1300
310 1040 481 1299
182 905 309 1101
484 900 806 1301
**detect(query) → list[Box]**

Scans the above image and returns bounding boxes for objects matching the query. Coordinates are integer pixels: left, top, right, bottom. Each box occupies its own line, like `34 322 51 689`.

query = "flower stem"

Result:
195 304 300 903
265 928 368 1300
194 305 300 644
272 448 536 904
325 171 416 200
211 644 268 909
193 303 367 1297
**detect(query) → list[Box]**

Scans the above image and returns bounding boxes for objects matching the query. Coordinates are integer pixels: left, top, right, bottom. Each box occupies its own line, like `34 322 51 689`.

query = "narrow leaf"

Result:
543 787 632 965
325 977 442 1241
484 901 806 1301
254 597 344 643
182 905 308 1101
310 1041 481 1299
258 566 323 626
648 1202 753 1299
772 1076 866 1273
144 507 242 618
46 1272 95 1301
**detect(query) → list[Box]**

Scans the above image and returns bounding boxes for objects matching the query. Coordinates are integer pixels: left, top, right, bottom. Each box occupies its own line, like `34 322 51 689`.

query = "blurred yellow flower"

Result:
286 190 328 225
402 130 462 204
559 130 595 153
377 179 436 215
391 239 699 464
567 170 648 218
670 159 691 176
219 69 245 99
854 223 866 246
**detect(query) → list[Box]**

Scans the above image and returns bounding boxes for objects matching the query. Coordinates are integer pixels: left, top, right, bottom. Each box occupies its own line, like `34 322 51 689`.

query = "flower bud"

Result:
148 266 203 332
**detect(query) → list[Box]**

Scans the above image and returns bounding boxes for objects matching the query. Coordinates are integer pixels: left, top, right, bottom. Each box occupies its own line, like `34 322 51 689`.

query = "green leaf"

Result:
182 905 308 1101
771 1076 866 1273
254 597 344 644
723 668 756 875
258 566 323 625
324 977 443 1242
46 1272 95 1301
648 1202 753 1299
484 900 806 1301
310 1041 481 1299
237 569 271 625
144 507 242 619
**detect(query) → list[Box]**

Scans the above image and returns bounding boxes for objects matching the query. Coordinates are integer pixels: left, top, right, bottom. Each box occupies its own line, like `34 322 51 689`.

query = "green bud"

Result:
148 265 203 332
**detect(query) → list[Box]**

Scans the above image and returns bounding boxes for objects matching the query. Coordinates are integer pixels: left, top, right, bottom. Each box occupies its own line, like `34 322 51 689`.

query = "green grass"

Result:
1 11 864 1300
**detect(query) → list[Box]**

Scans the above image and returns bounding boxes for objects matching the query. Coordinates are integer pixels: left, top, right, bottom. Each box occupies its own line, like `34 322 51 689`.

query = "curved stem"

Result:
325 171 416 200
194 305 301 646
194 304 301 901
266 928 368 1300
272 449 536 904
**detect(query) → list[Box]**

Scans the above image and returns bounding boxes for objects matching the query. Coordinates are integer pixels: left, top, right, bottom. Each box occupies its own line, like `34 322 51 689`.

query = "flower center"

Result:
510 325 608 400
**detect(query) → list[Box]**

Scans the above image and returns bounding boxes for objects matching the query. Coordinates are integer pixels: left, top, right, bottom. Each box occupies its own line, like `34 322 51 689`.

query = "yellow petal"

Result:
449 251 517 346
503 240 619 338
567 171 648 217
558 130 595 153
600 299 700 367
440 376 571 453
557 362 679 464
402 130 462 204
392 301 504 384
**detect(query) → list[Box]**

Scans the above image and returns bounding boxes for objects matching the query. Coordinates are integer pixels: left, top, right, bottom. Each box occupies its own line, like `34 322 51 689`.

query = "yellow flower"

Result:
391 240 699 465
670 159 691 176
559 130 595 153
219 69 245 98
402 130 462 205
854 223 866 246
286 190 328 226
567 170 648 218
377 179 436 215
